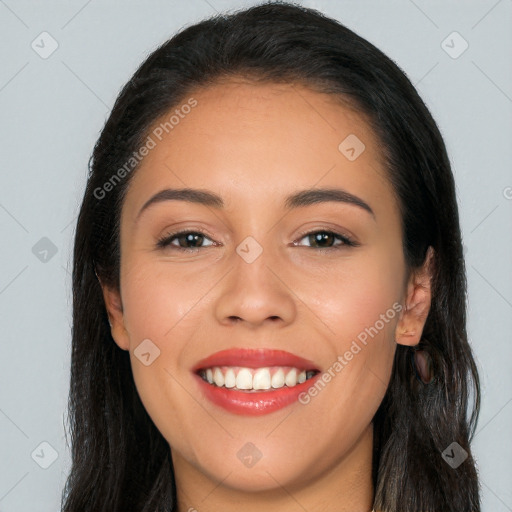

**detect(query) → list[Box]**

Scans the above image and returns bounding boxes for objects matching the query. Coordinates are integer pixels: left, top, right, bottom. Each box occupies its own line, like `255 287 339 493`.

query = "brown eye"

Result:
295 230 357 249
156 231 215 250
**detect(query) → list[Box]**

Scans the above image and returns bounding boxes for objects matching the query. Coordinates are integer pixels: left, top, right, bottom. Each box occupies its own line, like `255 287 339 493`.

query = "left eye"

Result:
295 230 357 249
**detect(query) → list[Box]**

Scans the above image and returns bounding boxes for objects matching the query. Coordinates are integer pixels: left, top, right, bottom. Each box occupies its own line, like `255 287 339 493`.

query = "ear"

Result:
395 246 435 347
98 280 130 351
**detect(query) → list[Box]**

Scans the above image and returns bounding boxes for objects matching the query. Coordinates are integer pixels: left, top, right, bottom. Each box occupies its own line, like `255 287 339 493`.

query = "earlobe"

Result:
98 280 131 351
395 246 435 347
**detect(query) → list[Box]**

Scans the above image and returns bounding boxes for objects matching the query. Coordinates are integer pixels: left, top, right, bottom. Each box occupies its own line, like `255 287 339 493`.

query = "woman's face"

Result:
102 79 431 498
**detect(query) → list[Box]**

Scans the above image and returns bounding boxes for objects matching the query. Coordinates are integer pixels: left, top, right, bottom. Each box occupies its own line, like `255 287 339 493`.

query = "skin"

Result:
101 79 433 512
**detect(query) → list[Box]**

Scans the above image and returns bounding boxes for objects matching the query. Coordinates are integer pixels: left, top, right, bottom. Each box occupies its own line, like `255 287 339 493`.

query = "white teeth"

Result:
253 368 271 390
285 368 297 387
213 367 224 387
199 366 317 391
271 368 285 388
224 368 236 388
236 368 253 389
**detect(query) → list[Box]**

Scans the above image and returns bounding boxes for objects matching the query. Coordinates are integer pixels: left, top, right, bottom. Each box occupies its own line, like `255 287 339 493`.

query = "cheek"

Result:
313 247 404 341
118 258 218 453
128 358 209 470
119 264 208 464
308 248 404 408
120 259 208 342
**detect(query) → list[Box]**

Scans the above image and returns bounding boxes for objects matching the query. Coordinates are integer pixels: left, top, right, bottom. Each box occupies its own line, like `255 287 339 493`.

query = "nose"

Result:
213 245 297 329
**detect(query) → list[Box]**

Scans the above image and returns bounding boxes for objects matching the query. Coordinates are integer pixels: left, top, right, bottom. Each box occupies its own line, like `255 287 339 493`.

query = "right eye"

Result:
156 230 217 251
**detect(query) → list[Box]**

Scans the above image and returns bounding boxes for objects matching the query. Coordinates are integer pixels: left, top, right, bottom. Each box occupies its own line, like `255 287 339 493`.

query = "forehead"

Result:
121 79 396 220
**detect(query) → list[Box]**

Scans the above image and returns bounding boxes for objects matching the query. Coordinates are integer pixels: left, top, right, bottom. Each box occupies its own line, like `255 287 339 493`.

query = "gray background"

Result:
0 0 511 510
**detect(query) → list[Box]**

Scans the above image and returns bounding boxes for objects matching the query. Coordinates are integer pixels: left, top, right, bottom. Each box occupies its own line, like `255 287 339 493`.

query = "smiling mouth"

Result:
197 366 319 392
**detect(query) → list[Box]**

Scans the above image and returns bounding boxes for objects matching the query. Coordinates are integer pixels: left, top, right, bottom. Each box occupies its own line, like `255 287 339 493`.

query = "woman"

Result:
62 2 481 511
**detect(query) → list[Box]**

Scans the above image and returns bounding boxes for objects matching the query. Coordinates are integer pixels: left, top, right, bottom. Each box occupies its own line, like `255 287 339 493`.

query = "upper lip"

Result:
192 348 319 372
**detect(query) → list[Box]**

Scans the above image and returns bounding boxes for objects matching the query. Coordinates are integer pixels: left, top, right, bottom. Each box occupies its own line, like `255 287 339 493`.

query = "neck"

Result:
172 423 375 512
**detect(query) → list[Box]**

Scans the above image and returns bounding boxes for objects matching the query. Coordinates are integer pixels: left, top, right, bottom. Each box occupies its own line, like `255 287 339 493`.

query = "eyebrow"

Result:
135 187 376 221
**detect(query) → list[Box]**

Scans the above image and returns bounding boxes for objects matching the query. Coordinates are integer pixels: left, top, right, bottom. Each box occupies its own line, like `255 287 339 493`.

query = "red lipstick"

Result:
191 348 321 416
192 347 319 372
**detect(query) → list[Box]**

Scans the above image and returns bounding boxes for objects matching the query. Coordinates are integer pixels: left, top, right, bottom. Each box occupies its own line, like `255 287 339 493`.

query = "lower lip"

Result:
193 372 321 416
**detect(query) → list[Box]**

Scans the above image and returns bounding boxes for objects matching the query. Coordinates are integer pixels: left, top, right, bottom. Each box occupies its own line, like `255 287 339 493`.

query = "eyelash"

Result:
155 228 359 252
